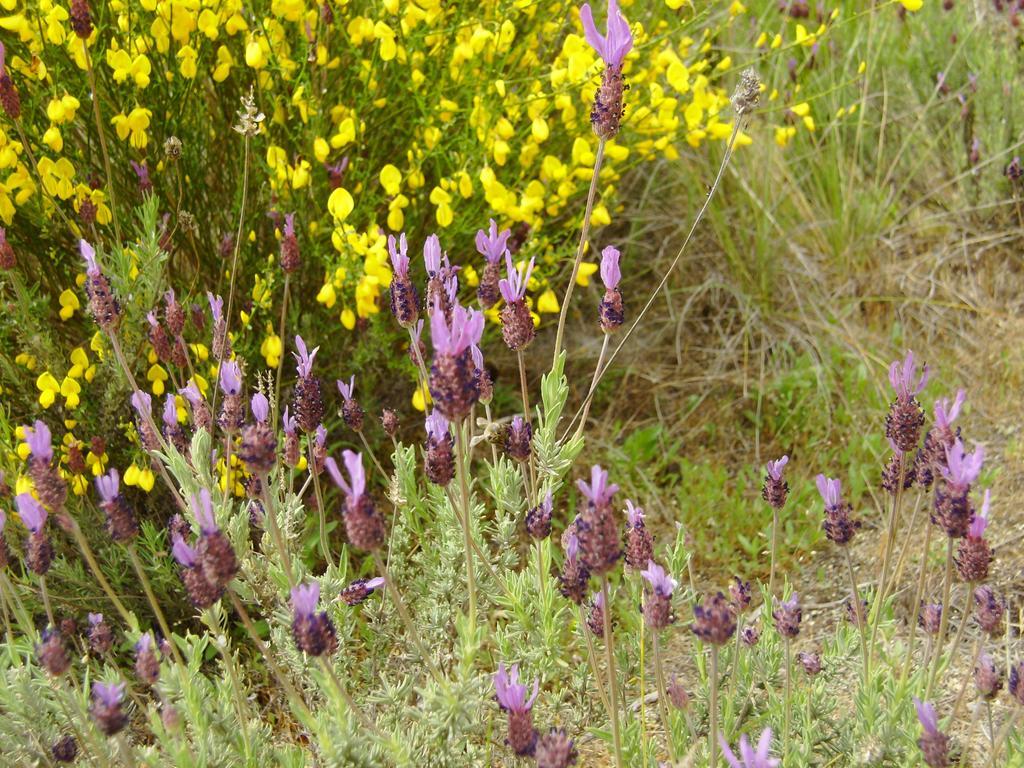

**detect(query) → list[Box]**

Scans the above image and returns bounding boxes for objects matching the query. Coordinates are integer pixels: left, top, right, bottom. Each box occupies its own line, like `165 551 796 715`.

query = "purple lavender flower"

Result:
692 592 736 645
718 727 780 768
90 682 128 736
797 651 822 676
293 335 319 378
575 465 621 573
0 41 21 120
940 440 984 493
388 233 419 327
475 219 512 264
975 653 1002 700
580 0 632 139
192 488 238 588
914 698 950 767
208 292 230 359
219 360 242 395
96 468 139 542
325 451 384 551
667 675 690 709
291 582 338 656
919 603 943 635
130 160 152 193
340 576 386 606
80 239 121 330
762 456 789 508
624 499 653 569
25 420 53 464
772 593 802 639
641 560 676 630
557 533 590 604
135 632 160 685
504 416 532 462
424 409 454 486
494 663 539 756
1009 661 1024 705
279 213 300 273
429 301 484 420
816 474 860 546
886 351 929 453
598 246 624 332
424 233 443 276
87 613 113 654
282 406 301 467
534 728 577 768
81 239 99 276
499 254 536 351
933 439 983 538
526 491 553 540
956 489 992 582
730 577 752 613
580 0 633 67
337 375 365 431
292 335 324 432
16 493 47 534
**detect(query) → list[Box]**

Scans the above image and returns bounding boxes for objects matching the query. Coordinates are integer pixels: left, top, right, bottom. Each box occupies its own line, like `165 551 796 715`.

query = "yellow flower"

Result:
213 45 234 82
123 462 155 492
58 288 79 320
110 108 153 149
148 363 168 395
576 262 599 287
316 282 337 308
37 372 60 408
106 48 151 88
379 164 401 195
328 187 354 221
537 289 560 314
340 307 356 330
60 376 81 409
261 329 283 367
900 0 923 9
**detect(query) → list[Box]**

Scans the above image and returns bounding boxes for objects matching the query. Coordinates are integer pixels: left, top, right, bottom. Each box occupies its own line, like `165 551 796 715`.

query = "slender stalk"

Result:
259 479 295 588
564 120 747 435
316 656 380 736
308 439 332 568
38 575 55 627
600 575 623 768
844 549 870 678
578 604 611 714
890 491 924 590
925 538 955 700
710 644 720 768
728 616 744 703
902 520 935 683
945 584 974 677
70 520 133 625
516 350 537 503
876 458 906 608
783 639 793 761
371 552 444 684
0 582 15 660
272 274 290 432
987 702 996 765
222 134 251 367
226 591 314 725
0 572 34 636
358 430 388 482
991 710 1022 767
202 609 256 731
949 636 982 722
454 421 478 635
83 43 122 244
768 509 780 598
570 333 610 443
552 139 606 366
652 632 676 761
116 733 138 766
535 541 546 599
126 544 184 665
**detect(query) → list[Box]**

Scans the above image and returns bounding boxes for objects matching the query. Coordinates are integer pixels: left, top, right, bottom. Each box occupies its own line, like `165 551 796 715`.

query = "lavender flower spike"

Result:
429 301 484 357
131 390 152 417
889 351 930 399
940 440 984 491
494 663 540 713
970 490 991 538
95 468 119 503
324 449 366 502
80 239 99 275
388 233 409 275
337 376 355 401
580 0 633 68
16 493 47 533
171 534 197 567
207 292 224 322
475 219 511 264
291 582 320 617
641 560 677 597
498 253 534 303
577 465 619 508
25 420 54 463
293 335 319 378
424 234 443 275
719 727 780 768
934 389 966 431
92 681 125 708
766 456 788 480
815 474 841 507
251 393 270 424
193 488 218 534
218 360 242 395
600 246 620 290
914 698 950 767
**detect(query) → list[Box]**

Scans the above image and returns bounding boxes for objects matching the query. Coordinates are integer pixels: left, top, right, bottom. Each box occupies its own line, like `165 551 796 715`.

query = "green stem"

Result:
516 350 537 504
127 543 184 665
552 139 606 367
316 656 380 737
652 631 676 761
84 42 122 244
38 575 55 627
925 538 955 700
259 478 295 588
454 421 477 636
844 548 869 679
783 639 793 762
272 273 290 433
578 604 611 715
308 439 332 569
901 519 934 684
710 644 720 768
768 509 780 598
70 520 133 625
601 575 623 768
